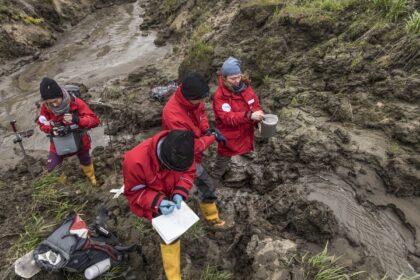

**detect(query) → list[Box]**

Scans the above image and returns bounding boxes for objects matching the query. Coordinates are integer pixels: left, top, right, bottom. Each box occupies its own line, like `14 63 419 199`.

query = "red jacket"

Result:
212 76 262 156
123 130 196 221
37 97 100 153
162 86 216 163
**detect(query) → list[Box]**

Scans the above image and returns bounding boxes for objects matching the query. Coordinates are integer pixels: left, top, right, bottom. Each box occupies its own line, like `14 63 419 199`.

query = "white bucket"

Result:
260 114 278 138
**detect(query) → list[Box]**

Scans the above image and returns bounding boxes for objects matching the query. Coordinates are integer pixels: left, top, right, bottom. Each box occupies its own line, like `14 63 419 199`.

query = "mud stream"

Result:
307 173 417 277
0 0 170 170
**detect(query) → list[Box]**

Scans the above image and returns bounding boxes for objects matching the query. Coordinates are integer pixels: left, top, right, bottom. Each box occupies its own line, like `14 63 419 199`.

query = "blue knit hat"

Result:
221 56 241 76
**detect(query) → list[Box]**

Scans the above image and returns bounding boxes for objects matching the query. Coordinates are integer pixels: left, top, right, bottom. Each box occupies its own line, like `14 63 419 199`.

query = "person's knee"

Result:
47 157 61 172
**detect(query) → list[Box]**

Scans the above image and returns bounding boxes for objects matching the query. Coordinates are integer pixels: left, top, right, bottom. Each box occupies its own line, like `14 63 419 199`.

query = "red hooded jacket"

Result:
37 97 100 153
162 86 216 163
212 76 262 156
123 130 196 221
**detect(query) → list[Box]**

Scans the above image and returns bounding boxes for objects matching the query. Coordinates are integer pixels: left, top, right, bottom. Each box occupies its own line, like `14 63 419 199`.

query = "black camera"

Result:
56 125 69 136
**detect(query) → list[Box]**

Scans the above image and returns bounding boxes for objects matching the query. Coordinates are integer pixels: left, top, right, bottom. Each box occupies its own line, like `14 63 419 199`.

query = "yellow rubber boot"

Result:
81 163 97 186
160 240 181 280
58 172 67 184
199 202 225 228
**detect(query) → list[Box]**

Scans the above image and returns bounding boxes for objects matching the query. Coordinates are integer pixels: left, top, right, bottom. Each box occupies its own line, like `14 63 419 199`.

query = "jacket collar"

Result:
218 75 242 99
149 130 170 172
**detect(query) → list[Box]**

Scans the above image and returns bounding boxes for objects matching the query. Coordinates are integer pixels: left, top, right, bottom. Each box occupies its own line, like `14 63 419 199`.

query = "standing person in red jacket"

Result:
37 77 100 185
123 130 196 280
212 57 264 180
162 73 226 228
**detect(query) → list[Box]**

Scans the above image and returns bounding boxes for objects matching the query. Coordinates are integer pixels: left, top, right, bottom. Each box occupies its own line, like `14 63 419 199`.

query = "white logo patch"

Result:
222 103 231 112
38 115 48 124
248 99 255 105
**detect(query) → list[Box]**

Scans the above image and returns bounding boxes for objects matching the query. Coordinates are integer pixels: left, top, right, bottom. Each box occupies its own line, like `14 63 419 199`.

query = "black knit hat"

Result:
181 72 209 100
40 77 62 100
159 130 195 171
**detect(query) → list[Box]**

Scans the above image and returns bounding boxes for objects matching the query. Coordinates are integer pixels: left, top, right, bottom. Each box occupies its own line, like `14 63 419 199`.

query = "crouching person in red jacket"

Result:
123 130 196 280
162 73 225 228
37 77 100 185
212 57 264 180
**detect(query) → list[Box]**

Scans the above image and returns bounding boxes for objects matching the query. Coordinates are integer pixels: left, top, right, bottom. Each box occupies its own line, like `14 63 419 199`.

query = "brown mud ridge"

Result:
1 0 419 279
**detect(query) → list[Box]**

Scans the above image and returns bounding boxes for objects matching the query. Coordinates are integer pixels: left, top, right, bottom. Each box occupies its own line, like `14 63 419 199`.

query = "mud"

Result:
0 0 170 172
0 0 419 279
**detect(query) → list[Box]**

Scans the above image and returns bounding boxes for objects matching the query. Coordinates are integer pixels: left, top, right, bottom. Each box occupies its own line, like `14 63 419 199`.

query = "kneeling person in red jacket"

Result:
37 77 100 185
123 130 196 280
162 73 225 228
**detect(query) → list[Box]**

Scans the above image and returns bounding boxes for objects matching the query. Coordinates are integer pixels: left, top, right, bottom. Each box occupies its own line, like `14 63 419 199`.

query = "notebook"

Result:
152 201 199 244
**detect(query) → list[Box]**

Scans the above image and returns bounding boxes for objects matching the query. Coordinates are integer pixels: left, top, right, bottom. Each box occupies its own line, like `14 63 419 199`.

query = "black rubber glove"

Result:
208 128 227 145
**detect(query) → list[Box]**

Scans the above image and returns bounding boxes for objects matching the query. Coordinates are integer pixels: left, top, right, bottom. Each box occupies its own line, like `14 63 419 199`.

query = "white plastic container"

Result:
84 258 111 280
260 114 278 138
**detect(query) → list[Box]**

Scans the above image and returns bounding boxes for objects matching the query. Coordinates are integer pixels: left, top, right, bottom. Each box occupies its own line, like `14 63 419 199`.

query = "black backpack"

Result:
33 209 143 274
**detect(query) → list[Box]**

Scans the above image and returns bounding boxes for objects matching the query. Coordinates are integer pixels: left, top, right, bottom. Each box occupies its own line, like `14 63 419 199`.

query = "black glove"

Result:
72 114 80 124
208 128 227 145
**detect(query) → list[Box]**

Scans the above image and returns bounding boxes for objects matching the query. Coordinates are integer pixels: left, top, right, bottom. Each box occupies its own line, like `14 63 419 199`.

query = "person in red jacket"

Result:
162 73 226 228
37 77 100 185
212 57 264 180
123 130 195 280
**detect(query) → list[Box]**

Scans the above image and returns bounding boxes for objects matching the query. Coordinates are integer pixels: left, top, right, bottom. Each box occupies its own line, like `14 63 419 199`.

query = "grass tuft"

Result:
32 171 61 204
199 265 233 280
371 0 407 22
8 216 54 263
189 41 214 60
405 11 420 34
286 243 365 279
131 216 154 237
21 15 45 24
303 0 359 12
184 221 205 241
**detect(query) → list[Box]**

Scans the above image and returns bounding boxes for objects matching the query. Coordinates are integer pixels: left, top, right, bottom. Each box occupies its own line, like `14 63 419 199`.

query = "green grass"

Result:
64 265 126 280
286 243 365 280
21 15 45 24
102 87 123 100
33 172 87 222
386 142 401 155
161 0 178 13
371 0 408 22
271 4 335 25
406 11 420 34
184 221 205 241
302 0 359 12
188 41 214 61
192 23 213 41
32 171 61 204
131 216 154 237
241 0 284 8
0 179 6 190
74 179 91 194
55 201 87 223
199 265 233 280
8 215 55 263
102 264 127 280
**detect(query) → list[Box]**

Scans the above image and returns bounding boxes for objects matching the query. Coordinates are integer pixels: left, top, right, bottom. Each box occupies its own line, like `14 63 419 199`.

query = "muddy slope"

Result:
116 0 420 277
0 0 419 279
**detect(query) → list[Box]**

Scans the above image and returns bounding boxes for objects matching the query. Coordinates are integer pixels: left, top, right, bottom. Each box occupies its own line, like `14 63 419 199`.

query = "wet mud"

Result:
0 0 419 279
